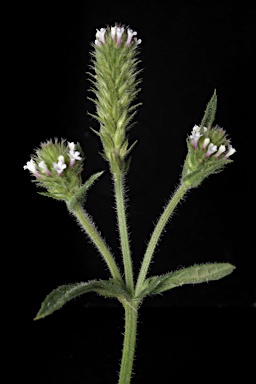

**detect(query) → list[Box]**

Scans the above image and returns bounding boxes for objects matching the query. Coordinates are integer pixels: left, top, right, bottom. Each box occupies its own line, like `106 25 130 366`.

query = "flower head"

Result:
188 124 235 160
181 91 236 188
24 139 84 201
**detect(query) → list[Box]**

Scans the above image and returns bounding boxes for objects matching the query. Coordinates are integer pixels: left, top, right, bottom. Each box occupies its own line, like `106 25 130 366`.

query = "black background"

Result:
13 0 256 382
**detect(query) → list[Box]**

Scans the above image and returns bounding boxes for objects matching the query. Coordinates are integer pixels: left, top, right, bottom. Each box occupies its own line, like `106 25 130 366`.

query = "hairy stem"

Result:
113 174 134 294
118 300 138 384
71 204 123 284
135 182 188 296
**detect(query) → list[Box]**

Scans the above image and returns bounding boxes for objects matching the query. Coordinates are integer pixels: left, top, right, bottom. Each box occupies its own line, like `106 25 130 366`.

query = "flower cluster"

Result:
24 141 82 177
189 124 236 159
95 24 142 47
189 125 236 159
24 139 84 201
181 123 236 188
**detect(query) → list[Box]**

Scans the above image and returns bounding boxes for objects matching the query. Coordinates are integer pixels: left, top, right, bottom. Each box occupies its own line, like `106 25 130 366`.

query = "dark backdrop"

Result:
13 0 255 383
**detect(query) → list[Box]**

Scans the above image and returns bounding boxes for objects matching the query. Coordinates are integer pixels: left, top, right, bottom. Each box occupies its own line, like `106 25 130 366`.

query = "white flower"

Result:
133 37 142 46
67 142 82 166
95 28 106 45
205 143 217 158
69 150 82 161
116 26 125 45
68 150 82 167
23 159 40 177
97 24 141 46
202 137 210 150
126 28 137 45
214 145 226 158
53 155 67 175
68 142 76 151
224 145 236 158
190 125 202 149
38 160 51 175
111 25 117 40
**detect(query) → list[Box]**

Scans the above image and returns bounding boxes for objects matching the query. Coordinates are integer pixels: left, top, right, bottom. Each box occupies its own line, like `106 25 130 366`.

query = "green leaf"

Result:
34 278 129 320
138 263 235 298
67 171 104 210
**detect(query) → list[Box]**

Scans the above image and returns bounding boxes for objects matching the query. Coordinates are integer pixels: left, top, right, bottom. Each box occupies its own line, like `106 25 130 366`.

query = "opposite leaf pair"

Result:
35 263 235 320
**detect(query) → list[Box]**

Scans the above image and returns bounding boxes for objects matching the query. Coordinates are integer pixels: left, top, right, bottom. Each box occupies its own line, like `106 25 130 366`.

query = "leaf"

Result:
138 263 235 298
34 279 129 320
67 171 104 210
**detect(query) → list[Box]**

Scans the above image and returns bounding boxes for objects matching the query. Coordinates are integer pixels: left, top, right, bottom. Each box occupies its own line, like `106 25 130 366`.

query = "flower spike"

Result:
90 23 142 175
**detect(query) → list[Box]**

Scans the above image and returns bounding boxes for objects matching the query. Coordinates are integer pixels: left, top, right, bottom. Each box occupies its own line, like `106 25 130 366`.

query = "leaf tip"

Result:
227 263 236 273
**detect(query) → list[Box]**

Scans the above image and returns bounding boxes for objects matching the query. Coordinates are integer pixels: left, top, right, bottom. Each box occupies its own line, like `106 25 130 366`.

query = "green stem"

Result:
71 204 123 284
135 182 188 296
118 300 138 384
114 173 134 294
